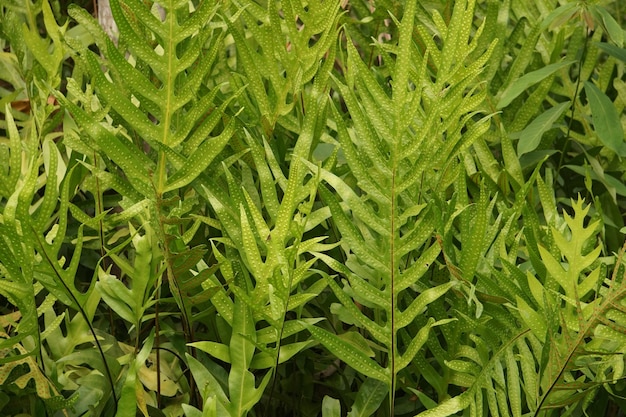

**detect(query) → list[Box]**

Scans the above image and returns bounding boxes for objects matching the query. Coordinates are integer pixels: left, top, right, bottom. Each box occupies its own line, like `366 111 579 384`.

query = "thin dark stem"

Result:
155 285 162 408
556 31 589 175
153 193 200 407
368 21 381 69
32 229 118 413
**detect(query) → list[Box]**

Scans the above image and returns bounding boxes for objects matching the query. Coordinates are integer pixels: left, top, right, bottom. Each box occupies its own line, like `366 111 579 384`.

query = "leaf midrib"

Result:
157 1 177 194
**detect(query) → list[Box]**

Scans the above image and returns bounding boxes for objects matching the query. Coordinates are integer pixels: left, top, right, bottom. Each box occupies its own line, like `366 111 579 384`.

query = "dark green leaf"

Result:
584 81 626 156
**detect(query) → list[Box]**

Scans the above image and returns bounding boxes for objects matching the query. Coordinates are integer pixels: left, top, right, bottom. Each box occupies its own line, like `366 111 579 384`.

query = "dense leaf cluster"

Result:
0 0 626 416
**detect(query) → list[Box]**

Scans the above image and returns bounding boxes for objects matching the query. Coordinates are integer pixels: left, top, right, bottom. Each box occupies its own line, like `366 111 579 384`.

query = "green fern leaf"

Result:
307 1 497 413
303 322 391 383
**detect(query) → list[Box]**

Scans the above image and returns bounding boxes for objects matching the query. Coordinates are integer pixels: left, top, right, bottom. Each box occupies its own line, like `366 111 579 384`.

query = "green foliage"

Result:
0 0 626 416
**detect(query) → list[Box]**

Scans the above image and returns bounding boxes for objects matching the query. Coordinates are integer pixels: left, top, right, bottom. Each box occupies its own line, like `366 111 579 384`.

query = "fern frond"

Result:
304 0 496 413
420 195 626 417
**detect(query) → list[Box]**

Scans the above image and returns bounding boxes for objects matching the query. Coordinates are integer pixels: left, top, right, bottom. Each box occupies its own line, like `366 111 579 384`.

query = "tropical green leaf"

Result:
303 322 391 383
596 42 626 63
347 378 389 417
513 101 570 156
165 119 237 192
497 60 575 109
592 6 623 46
584 81 626 156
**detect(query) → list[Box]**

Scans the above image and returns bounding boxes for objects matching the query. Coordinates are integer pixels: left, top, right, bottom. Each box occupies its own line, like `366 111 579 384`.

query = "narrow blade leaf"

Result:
497 61 574 109
514 101 570 156
584 81 626 156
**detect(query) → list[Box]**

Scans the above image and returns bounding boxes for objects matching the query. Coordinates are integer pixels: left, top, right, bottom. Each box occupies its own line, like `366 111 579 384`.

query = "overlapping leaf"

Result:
305 0 496 412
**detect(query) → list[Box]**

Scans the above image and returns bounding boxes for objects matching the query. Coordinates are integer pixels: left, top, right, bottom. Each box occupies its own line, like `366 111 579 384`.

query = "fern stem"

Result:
367 21 381 69
155 283 162 408
156 152 168 197
153 195 200 406
32 229 119 413
556 30 589 176
389 169 397 417
152 158 198 373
